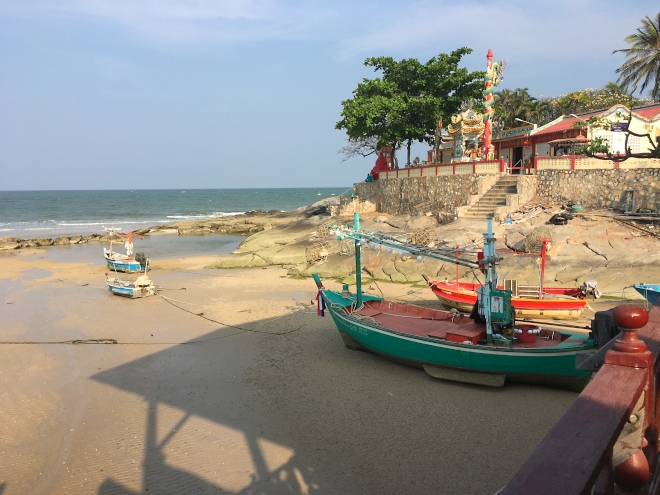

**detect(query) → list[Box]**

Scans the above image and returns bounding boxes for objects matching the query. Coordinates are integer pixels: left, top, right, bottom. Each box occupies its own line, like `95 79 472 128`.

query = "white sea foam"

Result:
166 212 244 220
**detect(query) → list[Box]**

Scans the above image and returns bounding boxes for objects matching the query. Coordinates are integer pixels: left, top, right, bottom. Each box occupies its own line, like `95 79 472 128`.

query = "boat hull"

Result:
635 284 660 305
321 292 592 391
106 282 156 298
106 258 149 273
430 281 586 320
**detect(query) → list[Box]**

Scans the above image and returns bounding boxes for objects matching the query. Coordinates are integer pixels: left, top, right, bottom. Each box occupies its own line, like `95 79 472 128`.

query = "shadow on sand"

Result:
93 310 323 495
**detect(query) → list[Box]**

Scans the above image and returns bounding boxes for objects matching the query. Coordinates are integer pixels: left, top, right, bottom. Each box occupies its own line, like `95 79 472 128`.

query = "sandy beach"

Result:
0 243 630 494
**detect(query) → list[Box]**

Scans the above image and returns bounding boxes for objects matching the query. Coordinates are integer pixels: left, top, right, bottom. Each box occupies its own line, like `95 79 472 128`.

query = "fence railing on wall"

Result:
376 157 660 179
535 156 660 171
377 160 505 180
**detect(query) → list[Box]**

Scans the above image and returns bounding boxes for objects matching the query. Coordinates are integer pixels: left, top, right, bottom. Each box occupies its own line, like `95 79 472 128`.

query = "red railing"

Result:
501 303 660 494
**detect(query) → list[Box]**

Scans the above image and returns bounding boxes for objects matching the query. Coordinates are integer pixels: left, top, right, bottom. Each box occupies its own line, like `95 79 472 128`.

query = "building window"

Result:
535 143 550 156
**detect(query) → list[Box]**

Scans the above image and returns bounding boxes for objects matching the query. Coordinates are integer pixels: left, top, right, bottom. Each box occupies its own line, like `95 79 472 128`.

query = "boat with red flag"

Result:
423 238 598 319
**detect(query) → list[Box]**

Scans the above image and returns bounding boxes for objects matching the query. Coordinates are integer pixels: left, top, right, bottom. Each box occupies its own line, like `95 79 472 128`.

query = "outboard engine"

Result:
135 252 148 265
580 279 602 299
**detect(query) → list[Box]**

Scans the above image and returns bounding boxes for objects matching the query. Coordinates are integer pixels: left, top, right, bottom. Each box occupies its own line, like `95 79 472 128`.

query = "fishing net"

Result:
317 220 337 238
524 226 553 253
305 241 331 264
339 239 355 256
407 227 439 247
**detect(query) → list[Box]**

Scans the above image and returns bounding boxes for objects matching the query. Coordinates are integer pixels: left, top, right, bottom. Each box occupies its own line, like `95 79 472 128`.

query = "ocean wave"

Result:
166 212 244 220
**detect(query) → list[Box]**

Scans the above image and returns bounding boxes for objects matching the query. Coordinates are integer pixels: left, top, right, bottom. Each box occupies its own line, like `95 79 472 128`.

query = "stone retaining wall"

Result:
350 168 660 217
534 169 660 210
353 175 492 216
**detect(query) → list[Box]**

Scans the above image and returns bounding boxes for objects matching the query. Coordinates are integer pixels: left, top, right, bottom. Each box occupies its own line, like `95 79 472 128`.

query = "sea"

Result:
0 188 350 260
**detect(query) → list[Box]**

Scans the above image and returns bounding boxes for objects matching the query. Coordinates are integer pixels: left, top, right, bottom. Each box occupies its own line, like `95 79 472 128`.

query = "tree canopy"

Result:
336 48 484 165
492 84 652 129
614 12 660 101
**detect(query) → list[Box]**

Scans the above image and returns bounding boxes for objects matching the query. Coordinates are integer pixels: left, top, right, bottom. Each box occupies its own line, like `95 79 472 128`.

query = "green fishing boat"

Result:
313 216 598 391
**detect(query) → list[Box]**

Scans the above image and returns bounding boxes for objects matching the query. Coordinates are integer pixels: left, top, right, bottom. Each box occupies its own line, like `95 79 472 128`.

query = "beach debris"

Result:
316 219 338 238
407 227 439 247
549 212 574 225
525 226 553 253
503 204 544 224
306 241 332 264
339 239 355 256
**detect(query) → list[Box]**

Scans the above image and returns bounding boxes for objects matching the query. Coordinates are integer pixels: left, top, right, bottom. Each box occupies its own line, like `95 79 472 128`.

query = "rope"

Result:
0 296 315 346
157 294 313 336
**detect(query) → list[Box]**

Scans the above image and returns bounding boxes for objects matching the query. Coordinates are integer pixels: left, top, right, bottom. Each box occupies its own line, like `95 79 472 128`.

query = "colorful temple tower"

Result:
482 49 505 159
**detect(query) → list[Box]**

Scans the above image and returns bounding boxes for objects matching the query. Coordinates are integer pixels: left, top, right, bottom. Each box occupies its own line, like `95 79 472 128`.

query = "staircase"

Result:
461 175 519 220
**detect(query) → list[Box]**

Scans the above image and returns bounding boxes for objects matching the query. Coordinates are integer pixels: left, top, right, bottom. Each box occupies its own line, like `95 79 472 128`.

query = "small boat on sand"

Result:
634 284 660 305
313 217 600 391
106 274 157 298
103 229 150 273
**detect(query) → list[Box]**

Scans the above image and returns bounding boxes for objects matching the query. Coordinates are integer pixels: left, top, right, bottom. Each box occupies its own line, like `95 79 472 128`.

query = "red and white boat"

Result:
424 237 596 320
423 278 588 320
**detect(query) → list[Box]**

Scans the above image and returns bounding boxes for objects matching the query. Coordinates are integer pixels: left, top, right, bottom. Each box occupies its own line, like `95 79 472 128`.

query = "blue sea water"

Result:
0 188 350 238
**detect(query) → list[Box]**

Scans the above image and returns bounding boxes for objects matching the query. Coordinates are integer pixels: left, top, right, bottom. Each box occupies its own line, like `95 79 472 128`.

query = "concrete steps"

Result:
462 176 519 219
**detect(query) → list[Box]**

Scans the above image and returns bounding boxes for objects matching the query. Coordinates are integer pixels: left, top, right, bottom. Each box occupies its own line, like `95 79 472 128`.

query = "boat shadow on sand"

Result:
86 301 590 495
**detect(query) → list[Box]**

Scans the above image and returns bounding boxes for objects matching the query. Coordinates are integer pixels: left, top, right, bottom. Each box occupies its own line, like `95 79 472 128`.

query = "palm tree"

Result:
614 12 660 101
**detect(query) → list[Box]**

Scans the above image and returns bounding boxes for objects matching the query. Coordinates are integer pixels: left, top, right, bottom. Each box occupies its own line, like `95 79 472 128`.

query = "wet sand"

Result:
0 248 624 494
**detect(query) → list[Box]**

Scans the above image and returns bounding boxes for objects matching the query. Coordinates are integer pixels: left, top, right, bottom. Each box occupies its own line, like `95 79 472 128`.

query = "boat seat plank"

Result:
356 308 383 317
371 314 455 337
426 329 448 340
446 323 487 344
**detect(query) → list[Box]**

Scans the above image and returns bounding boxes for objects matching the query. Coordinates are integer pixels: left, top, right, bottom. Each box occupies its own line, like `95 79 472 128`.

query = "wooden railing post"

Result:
607 304 654 491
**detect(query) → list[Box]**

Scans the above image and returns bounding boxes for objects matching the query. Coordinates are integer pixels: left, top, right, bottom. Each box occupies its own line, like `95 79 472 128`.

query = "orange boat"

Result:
424 278 588 320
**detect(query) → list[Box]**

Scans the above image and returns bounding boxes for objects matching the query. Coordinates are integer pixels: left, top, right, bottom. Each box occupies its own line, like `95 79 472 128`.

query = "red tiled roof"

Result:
634 104 660 120
534 103 660 137
533 117 583 136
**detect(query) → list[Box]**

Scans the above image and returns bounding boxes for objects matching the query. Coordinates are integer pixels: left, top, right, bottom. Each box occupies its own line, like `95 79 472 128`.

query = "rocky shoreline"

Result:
0 198 339 251
3 195 660 297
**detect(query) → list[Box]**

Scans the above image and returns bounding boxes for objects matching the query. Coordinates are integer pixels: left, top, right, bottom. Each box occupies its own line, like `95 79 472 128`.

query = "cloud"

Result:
0 0 652 62
333 0 646 63
0 0 337 45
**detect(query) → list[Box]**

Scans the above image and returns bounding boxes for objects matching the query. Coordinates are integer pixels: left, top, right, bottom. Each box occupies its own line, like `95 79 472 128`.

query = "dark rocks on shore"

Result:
0 197 342 252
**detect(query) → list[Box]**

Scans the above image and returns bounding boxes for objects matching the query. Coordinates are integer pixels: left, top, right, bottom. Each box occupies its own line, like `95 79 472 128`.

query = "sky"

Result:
0 0 658 191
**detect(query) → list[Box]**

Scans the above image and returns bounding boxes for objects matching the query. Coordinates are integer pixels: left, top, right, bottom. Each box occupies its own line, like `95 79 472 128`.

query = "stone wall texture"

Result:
352 169 660 216
353 175 490 215
535 169 660 210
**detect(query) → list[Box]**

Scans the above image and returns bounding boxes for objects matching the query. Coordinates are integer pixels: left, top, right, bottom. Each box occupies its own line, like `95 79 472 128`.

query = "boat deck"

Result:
349 300 581 349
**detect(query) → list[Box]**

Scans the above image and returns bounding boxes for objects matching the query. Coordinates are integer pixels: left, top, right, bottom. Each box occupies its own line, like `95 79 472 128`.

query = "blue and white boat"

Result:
634 284 660 305
103 229 150 273
104 250 150 273
106 274 157 298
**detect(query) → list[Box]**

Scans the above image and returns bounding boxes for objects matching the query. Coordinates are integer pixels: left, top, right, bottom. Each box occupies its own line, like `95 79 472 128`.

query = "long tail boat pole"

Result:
333 217 502 343
477 217 498 343
354 211 362 308
333 228 479 269
539 238 550 300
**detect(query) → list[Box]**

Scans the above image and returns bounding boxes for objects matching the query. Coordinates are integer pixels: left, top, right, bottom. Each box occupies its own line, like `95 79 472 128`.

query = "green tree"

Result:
614 12 660 101
336 48 484 166
493 84 652 130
